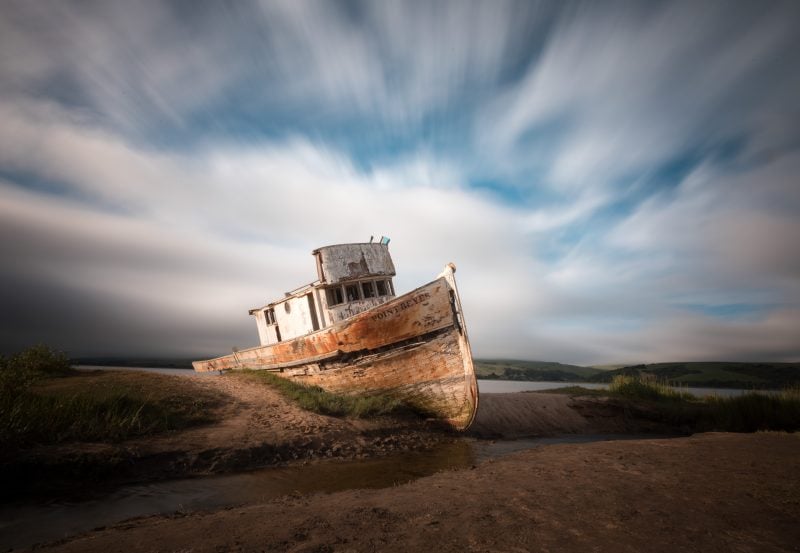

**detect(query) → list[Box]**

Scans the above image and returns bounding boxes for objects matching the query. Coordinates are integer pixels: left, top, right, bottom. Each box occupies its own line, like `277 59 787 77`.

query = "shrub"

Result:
0 344 73 398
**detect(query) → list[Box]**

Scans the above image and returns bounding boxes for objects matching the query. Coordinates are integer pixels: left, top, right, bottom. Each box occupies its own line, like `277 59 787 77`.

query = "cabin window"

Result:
284 302 291 314
345 284 360 302
326 286 344 307
376 280 388 296
362 281 376 299
264 308 276 325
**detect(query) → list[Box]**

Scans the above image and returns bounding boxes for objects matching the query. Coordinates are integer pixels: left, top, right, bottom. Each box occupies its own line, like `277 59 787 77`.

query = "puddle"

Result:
0 434 669 550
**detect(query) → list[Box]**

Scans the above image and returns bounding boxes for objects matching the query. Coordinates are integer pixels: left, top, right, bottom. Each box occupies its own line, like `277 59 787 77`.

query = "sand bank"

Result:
6 375 683 499
34 432 800 553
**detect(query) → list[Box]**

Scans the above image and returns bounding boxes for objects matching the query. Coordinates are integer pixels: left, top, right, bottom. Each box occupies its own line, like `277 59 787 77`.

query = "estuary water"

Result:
476 379 769 398
76 366 773 398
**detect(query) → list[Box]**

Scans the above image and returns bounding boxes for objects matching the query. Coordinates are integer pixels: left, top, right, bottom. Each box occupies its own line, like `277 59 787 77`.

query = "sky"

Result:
1 0 799 364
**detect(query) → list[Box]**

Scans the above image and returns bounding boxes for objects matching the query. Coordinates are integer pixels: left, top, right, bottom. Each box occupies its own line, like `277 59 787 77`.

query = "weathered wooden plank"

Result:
193 264 479 430
194 278 454 372
292 329 478 429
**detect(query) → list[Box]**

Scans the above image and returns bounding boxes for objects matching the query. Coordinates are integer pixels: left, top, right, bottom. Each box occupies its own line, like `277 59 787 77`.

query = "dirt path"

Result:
136 373 355 452
36 432 800 553
125 373 453 466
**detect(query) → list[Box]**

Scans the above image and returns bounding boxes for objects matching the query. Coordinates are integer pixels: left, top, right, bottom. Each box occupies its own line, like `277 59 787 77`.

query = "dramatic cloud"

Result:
1 0 798 363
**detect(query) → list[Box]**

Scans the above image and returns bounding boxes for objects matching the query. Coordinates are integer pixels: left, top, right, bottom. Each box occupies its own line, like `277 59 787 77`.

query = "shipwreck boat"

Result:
193 240 479 430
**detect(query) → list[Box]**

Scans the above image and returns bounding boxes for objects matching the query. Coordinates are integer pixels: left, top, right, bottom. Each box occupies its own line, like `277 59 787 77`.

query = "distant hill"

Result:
475 359 800 389
587 362 800 390
474 359 604 381
72 356 800 390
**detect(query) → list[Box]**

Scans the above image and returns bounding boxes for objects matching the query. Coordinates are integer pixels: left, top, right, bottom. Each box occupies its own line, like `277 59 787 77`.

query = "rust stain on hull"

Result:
194 265 479 431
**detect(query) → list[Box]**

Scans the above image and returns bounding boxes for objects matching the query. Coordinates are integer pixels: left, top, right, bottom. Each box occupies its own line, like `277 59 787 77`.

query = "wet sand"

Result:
6 374 680 499
33 432 800 553
469 391 687 438
3 373 452 499
6 375 800 551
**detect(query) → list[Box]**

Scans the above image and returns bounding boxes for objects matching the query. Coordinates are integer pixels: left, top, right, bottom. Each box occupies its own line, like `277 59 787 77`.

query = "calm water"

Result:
78 366 766 398
0 435 658 550
476 379 773 398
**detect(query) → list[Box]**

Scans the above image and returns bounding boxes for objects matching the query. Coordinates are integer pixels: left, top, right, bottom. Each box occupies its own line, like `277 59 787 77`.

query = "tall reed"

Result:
608 374 694 401
704 387 800 432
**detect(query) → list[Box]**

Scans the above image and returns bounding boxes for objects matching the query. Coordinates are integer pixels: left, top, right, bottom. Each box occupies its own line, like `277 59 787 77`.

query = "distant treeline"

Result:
69 357 800 389
475 360 800 390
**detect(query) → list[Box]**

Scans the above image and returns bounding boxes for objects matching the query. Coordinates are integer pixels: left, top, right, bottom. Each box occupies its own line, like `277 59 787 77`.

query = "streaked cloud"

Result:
1 0 798 363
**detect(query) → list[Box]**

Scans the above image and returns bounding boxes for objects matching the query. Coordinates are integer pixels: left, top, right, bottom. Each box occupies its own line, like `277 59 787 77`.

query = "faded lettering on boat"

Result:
194 242 478 430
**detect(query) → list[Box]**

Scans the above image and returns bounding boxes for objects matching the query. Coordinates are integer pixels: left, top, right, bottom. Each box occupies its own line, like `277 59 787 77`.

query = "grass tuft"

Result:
605 375 800 432
1 346 223 449
703 388 800 432
234 370 416 418
608 374 694 401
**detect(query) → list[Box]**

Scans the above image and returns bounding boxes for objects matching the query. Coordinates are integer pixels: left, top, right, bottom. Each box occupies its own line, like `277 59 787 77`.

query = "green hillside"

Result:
475 359 604 381
587 362 800 390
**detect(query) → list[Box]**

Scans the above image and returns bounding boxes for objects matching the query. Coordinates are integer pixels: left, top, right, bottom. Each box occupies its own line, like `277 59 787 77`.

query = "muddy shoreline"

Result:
2 374 688 502
1 373 456 501
4 374 799 551
18 432 800 553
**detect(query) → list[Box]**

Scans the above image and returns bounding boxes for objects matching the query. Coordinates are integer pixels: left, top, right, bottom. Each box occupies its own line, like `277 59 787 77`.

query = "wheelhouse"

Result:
249 242 397 346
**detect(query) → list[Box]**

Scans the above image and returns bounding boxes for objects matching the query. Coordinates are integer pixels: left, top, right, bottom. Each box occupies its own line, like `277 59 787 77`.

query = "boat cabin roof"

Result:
247 241 396 314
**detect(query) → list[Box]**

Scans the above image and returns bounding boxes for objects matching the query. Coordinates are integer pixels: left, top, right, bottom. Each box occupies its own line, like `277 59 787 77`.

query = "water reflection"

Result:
0 441 474 550
0 431 682 550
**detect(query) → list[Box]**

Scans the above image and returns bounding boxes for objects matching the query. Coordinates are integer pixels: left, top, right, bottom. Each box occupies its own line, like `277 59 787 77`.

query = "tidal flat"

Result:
2 361 799 552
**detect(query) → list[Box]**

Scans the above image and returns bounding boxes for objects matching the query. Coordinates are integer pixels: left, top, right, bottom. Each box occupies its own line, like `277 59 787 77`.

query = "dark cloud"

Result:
1 0 799 363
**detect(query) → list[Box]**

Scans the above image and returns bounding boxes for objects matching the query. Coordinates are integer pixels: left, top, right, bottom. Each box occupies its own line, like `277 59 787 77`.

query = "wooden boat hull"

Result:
193 265 479 430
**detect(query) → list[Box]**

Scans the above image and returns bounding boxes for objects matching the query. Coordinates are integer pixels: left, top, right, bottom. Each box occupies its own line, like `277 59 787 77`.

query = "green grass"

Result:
3 385 216 446
1 346 224 448
233 370 418 418
703 387 800 432
542 376 800 432
579 375 800 432
608 374 694 401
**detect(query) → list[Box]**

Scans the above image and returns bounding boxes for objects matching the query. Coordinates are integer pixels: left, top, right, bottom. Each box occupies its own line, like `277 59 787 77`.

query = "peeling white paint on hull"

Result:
193 265 479 431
